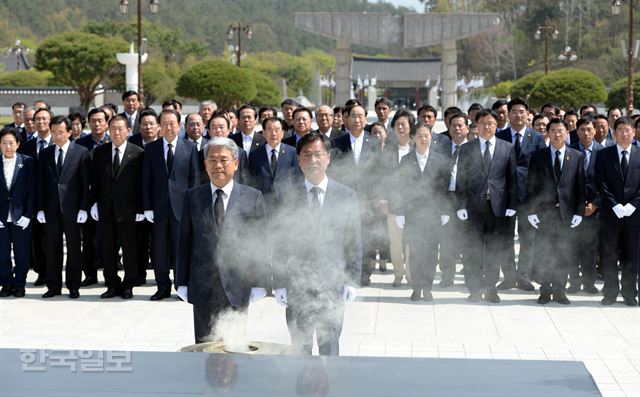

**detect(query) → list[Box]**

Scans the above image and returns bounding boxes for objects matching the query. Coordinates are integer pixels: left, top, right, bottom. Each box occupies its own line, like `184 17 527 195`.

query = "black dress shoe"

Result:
42 289 61 298
517 279 535 291
537 293 551 304
553 293 571 305
439 278 454 288
467 292 482 302
100 288 121 299
392 277 403 288
623 297 638 306
566 283 581 293
360 278 371 287
496 280 516 290
13 287 25 298
582 285 599 294
121 289 133 300
601 296 616 305
68 289 80 299
410 290 421 301
150 289 170 301
422 290 433 301
80 276 98 287
0 286 14 297
484 291 501 303
379 262 387 272
33 275 46 286
134 279 146 286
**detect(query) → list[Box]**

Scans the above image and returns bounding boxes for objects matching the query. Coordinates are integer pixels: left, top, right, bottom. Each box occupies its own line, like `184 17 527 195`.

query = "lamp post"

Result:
119 0 159 104
227 23 252 67
612 0 634 115
558 46 578 67
534 19 559 75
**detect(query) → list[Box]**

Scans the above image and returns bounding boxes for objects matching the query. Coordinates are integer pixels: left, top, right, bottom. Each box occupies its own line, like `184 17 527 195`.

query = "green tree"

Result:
491 80 513 98
34 31 127 111
176 59 257 109
0 69 53 87
528 68 606 110
511 71 544 99
246 70 282 107
606 73 640 110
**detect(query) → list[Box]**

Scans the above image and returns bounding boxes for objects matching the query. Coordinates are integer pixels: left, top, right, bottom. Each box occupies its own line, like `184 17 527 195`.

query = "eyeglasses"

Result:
300 151 328 160
206 158 234 166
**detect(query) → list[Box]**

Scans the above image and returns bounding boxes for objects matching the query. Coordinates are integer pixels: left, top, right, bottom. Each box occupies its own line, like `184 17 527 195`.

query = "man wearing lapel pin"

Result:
230 105 265 154
526 118 585 305
90 115 145 299
176 137 266 343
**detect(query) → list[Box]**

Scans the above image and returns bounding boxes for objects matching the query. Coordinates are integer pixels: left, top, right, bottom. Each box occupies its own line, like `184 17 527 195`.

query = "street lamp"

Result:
534 18 559 75
119 0 159 104
227 23 252 67
558 46 578 66
612 0 634 115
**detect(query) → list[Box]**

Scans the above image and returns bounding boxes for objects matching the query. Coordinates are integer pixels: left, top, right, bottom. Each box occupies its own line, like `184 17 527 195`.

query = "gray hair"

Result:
199 100 217 110
204 137 238 160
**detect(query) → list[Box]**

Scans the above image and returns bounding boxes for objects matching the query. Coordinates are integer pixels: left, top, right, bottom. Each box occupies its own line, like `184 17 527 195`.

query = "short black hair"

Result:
532 113 549 126
139 108 159 123
237 104 257 119
345 103 367 117
261 116 286 131
258 106 277 119
410 121 431 138
614 116 634 130
159 108 181 124
0 126 21 143
417 104 438 118
546 117 568 132
491 99 508 111
391 109 415 128
292 106 313 120
68 112 86 128
50 115 72 131
607 107 623 118
87 108 108 121
443 106 462 120
449 112 469 126
122 90 139 101
208 110 231 130
108 114 130 128
33 108 52 121
475 109 498 123
12 102 26 111
467 103 483 113
576 116 595 130
540 102 560 115
507 97 529 112
374 97 392 108
280 98 298 108
296 131 331 155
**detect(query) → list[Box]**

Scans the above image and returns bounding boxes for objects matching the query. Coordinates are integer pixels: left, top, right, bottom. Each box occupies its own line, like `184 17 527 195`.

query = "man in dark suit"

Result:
272 132 361 355
36 116 90 299
119 90 141 135
313 105 345 140
74 108 111 287
177 137 266 343
282 107 314 148
184 113 209 185
526 118 585 305
128 108 159 149
142 109 199 300
495 98 547 291
364 97 393 136
456 109 517 303
0 127 35 298
330 104 380 286
595 116 640 306
248 117 299 208
3 102 26 139
90 115 145 300
229 105 265 154
568 116 604 294
208 111 249 184
17 108 51 286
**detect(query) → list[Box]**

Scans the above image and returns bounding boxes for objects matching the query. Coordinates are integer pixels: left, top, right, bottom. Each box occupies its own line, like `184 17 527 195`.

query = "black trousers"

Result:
601 217 639 301
29 221 46 276
464 201 508 293
102 215 138 290
45 212 82 291
536 210 571 295
501 208 536 282
407 228 438 291
136 220 152 283
193 295 233 344
151 211 179 291
438 208 466 282
80 218 98 279
569 213 599 288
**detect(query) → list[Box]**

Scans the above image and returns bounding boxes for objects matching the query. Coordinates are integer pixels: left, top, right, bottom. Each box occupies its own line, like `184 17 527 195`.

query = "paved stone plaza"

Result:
0 268 638 397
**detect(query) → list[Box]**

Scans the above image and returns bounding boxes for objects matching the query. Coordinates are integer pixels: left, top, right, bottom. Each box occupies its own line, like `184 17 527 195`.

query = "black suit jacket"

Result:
247 143 300 207
37 142 90 222
119 112 140 135
127 133 151 148
329 133 380 201
456 138 517 220
91 142 144 223
17 136 49 160
595 145 640 225
74 133 110 154
142 138 199 222
570 141 604 207
230 131 265 152
526 147 585 223
177 182 265 308
0 153 36 222
314 128 346 141
281 133 303 149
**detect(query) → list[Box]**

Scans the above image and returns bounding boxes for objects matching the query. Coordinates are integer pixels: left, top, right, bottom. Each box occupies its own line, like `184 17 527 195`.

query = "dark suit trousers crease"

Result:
286 297 345 356
502 210 536 281
569 215 599 287
29 222 46 275
438 207 465 280
600 217 639 300
407 232 438 290
101 215 138 289
536 211 571 294
151 210 179 291
81 218 98 279
193 295 232 344
464 201 507 293
0 223 31 288
136 221 152 281
45 212 82 291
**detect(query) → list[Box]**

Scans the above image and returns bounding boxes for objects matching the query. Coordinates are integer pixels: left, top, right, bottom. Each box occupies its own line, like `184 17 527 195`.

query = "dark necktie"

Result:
214 189 225 228
166 143 174 174
113 147 121 175
452 144 459 160
621 150 628 180
56 148 63 175
38 140 45 157
192 140 199 151
310 186 321 210
483 140 492 170
554 150 562 182
514 133 521 159
584 148 591 175
270 149 277 177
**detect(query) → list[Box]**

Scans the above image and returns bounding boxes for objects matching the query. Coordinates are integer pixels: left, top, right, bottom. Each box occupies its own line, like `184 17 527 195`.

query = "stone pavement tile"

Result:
465 352 493 359
598 392 626 397
463 343 491 353
619 383 640 397
605 359 638 372
438 351 465 358
612 371 640 384
411 351 438 358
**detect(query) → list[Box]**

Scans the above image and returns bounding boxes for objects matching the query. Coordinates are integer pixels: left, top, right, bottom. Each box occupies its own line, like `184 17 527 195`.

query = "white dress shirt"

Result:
211 180 234 211
265 143 280 167
479 135 496 158
617 144 632 165
3 155 16 222
550 145 566 170
113 140 127 164
36 135 51 154
190 137 204 152
448 139 467 192
416 150 429 173
305 176 329 207
56 140 71 167
397 144 411 163
163 136 178 161
349 132 364 164
242 132 254 153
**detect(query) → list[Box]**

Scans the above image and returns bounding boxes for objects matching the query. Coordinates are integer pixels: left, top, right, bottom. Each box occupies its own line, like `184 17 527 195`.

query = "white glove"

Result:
623 203 636 217
135 214 145 222
440 215 450 226
90 203 99 221
505 209 516 217
275 288 288 307
456 209 468 220
612 204 627 219
250 287 267 303
527 214 540 229
36 211 46 223
144 210 154 223
0 220 3 228
77 210 88 224
15 216 30 230
570 215 582 228
395 215 405 229
177 286 188 302
343 285 357 302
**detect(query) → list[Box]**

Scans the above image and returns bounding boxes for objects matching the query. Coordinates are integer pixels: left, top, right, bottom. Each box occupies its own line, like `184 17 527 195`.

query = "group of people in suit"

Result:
0 94 638 355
